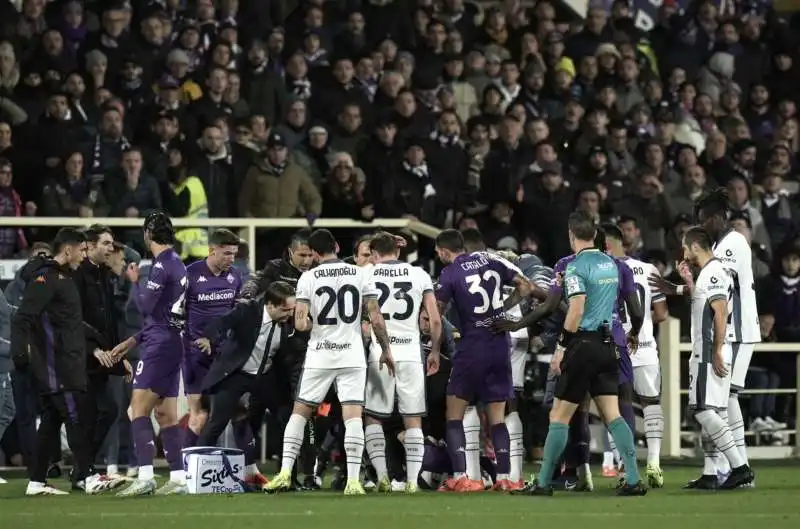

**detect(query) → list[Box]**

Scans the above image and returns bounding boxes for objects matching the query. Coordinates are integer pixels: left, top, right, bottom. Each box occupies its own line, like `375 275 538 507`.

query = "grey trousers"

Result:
0 372 16 461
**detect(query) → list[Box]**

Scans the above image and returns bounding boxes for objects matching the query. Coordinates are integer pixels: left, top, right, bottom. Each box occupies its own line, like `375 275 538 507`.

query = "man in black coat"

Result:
73 225 130 483
10 228 104 495
195 281 302 484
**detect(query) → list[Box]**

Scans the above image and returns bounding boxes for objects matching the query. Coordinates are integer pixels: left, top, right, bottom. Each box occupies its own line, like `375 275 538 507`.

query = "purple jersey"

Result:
134 248 187 338
436 252 518 346
185 260 242 354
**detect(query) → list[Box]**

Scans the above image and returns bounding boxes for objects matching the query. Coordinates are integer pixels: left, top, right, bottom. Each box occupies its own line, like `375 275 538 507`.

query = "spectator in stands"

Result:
40 150 109 219
105 148 162 251
0 158 32 258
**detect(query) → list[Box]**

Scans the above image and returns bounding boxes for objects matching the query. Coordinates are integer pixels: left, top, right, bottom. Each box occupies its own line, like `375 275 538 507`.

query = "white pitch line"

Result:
5 512 799 519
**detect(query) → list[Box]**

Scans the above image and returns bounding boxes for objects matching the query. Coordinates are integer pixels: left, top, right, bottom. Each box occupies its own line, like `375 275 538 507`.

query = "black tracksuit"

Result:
10 258 92 485
73 258 125 463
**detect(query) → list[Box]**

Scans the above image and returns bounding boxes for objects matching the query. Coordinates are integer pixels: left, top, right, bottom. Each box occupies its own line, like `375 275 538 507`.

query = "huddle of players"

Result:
25 185 757 496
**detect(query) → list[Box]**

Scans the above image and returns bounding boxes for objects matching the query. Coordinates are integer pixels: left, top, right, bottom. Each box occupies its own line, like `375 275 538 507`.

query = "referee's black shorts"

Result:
554 331 619 404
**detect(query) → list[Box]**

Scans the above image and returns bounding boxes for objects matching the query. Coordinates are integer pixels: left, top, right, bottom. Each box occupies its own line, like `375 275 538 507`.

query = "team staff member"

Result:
73 225 130 486
241 229 313 298
514 211 646 497
11 228 104 495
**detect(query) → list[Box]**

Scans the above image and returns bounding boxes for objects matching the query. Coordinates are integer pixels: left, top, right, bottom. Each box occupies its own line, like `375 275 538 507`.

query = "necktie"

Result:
256 321 277 376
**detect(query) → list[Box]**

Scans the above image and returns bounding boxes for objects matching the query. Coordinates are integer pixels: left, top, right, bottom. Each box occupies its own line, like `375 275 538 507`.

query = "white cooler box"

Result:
182 446 246 494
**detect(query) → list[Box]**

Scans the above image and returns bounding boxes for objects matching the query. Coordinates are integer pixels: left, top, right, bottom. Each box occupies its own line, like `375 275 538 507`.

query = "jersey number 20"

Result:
465 271 502 314
316 285 360 325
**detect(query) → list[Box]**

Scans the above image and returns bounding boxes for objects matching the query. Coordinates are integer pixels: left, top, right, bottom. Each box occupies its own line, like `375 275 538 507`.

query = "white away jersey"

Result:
713 230 761 343
621 257 665 367
690 259 732 363
368 261 434 363
296 260 378 369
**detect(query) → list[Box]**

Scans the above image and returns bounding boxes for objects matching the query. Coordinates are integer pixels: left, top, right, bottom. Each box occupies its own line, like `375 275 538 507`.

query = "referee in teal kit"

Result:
515 211 646 497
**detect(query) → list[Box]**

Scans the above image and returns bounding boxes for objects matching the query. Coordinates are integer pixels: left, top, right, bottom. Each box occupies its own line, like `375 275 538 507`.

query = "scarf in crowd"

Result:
429 129 461 147
403 160 436 198
90 133 131 174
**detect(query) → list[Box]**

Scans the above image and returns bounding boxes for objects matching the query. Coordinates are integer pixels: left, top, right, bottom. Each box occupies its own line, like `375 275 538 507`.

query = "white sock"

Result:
169 469 185 483
716 409 731 474
280 414 307 473
138 465 154 481
107 464 119 475
245 463 259 477
643 404 664 466
606 431 620 466
463 407 481 480
695 410 745 469
364 423 388 481
728 394 748 465
344 418 365 482
404 427 425 484
504 411 524 482
602 451 615 468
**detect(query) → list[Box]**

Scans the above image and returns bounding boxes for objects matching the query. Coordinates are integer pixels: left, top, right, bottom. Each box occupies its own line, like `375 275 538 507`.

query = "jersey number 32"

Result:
465 271 502 314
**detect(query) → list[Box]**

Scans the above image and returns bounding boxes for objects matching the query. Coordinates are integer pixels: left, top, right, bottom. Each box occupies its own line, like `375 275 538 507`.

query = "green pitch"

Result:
1 467 798 529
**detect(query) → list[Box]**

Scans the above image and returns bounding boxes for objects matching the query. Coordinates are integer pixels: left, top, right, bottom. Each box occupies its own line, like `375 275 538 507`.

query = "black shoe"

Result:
719 465 754 490
683 475 718 490
617 481 647 496
47 464 62 480
330 471 347 491
510 480 554 496
302 475 321 491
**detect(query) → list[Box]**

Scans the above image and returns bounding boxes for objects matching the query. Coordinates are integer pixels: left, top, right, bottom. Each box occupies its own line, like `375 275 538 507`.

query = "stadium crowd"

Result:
0 0 798 492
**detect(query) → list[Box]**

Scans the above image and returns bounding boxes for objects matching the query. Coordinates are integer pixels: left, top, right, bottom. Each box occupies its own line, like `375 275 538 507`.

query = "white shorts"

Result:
296 367 366 407
633 364 661 399
731 343 755 391
365 361 426 417
510 347 527 390
688 361 732 411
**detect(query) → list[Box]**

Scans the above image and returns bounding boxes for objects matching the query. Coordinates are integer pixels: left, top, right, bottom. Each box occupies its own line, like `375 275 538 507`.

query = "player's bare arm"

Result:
423 291 442 375
648 261 694 297
294 301 311 332
502 274 533 311
494 285 558 333
652 297 669 324
710 297 729 378
110 335 137 359
365 297 396 376
624 288 644 353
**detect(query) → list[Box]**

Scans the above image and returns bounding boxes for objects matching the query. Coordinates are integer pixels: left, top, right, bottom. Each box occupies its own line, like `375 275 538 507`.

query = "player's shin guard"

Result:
280 414 307 473
131 417 155 480
536 422 569 487
462 407 480 479
716 409 731 475
343 418 365 482
446 420 468 475
232 419 257 467
727 393 748 465
490 423 511 478
607 417 641 485
364 423 388 481
504 412 524 482
642 404 664 466
694 410 745 469
404 427 425 484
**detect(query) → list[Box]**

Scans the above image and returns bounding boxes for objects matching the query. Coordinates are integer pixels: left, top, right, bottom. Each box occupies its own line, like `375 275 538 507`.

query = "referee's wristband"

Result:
558 330 576 348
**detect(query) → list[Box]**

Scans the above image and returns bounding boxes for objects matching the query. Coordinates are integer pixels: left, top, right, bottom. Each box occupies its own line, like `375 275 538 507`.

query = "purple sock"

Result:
620 400 636 436
129 425 139 467
490 423 511 475
183 427 199 449
422 444 451 474
232 420 256 466
160 425 184 471
132 416 155 467
445 420 467 473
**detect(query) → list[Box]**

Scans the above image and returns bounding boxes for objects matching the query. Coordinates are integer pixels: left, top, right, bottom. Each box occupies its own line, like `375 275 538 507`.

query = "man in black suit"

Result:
195 281 299 481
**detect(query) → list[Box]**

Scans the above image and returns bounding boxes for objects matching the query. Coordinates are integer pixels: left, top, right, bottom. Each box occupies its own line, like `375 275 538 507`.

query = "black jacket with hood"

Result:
10 257 86 394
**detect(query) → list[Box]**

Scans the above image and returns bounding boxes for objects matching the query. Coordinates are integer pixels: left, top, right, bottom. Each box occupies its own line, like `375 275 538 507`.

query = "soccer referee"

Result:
515 211 646 497
10 228 101 495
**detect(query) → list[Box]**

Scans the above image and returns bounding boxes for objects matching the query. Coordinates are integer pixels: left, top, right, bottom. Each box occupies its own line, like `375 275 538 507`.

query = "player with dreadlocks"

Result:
650 189 757 489
111 212 190 496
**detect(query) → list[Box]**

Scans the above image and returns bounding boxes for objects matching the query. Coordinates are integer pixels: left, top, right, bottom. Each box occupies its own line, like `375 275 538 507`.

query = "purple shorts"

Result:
447 344 514 404
133 333 183 398
182 347 213 395
617 345 633 384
